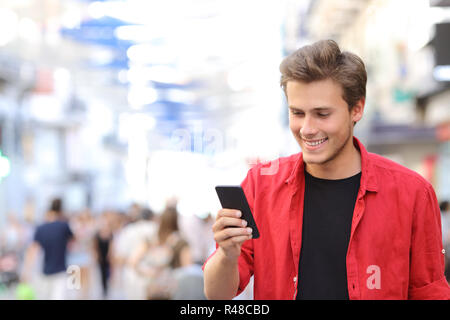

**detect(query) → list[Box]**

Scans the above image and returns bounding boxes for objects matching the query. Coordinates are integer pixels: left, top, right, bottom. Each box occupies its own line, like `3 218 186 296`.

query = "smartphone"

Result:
215 185 260 239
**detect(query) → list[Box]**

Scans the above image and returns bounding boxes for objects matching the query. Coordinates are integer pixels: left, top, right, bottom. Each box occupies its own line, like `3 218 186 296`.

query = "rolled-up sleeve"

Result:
408 184 450 300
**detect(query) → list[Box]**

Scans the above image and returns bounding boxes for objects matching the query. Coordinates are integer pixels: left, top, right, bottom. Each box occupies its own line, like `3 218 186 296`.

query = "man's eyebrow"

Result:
288 106 333 111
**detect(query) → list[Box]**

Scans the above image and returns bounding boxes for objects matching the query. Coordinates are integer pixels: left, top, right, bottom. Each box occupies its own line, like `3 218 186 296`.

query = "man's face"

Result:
286 79 363 166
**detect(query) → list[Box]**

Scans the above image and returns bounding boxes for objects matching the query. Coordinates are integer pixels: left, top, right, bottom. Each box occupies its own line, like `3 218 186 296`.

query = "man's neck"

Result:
305 141 361 180
46 212 61 222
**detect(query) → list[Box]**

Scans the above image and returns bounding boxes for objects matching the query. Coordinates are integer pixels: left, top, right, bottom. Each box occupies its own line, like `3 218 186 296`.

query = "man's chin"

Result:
302 154 327 165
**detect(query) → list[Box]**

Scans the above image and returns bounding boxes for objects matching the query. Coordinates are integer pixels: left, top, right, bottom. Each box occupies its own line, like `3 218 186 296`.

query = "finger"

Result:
212 217 247 232
220 234 253 248
214 227 252 243
216 209 242 220
214 227 251 243
230 234 253 244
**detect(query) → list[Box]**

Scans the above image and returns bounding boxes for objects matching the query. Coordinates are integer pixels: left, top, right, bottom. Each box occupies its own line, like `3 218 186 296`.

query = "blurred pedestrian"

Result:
93 211 114 299
112 207 157 299
67 209 96 299
0 213 29 254
0 213 30 290
171 239 206 300
21 198 74 299
128 207 182 300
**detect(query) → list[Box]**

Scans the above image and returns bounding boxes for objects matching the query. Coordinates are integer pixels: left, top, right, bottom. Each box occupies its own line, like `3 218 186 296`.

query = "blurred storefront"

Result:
0 0 448 293
299 0 450 199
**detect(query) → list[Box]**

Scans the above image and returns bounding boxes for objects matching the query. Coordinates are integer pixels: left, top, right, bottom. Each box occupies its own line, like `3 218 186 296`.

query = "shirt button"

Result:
442 249 446 254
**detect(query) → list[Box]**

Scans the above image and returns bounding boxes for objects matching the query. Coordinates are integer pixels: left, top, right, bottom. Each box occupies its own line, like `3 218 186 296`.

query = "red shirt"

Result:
205 137 450 300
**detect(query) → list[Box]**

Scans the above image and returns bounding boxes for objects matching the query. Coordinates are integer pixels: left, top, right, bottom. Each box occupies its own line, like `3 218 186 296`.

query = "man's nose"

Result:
300 115 318 138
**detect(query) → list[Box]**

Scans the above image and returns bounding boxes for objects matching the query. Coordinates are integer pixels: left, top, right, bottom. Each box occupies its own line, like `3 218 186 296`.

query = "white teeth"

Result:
305 138 327 146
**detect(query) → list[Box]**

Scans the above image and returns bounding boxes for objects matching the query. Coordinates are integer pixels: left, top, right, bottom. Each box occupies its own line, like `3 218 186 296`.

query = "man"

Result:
22 198 74 299
203 40 450 300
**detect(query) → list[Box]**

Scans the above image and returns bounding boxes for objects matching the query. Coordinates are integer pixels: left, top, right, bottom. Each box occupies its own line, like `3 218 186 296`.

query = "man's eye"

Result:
318 113 330 117
291 111 304 116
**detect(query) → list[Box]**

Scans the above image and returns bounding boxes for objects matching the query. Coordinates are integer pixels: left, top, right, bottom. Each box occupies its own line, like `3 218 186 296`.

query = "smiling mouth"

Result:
303 137 328 147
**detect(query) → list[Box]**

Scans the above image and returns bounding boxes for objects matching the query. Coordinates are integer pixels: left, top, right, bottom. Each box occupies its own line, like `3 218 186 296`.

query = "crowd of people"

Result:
0 198 216 300
0 194 449 300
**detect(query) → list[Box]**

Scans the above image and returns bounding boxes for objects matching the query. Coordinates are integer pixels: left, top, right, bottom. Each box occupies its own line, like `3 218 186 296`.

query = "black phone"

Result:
215 185 260 239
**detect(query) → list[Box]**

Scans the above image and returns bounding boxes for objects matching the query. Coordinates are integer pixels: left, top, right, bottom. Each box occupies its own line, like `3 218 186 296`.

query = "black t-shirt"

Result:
296 169 361 300
34 220 73 275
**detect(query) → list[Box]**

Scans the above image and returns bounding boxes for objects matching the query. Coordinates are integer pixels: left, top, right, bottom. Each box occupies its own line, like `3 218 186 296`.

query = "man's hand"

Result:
204 208 253 299
212 209 253 261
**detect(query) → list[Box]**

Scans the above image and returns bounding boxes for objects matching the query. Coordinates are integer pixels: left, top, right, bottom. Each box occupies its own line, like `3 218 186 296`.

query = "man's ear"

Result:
351 98 365 124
